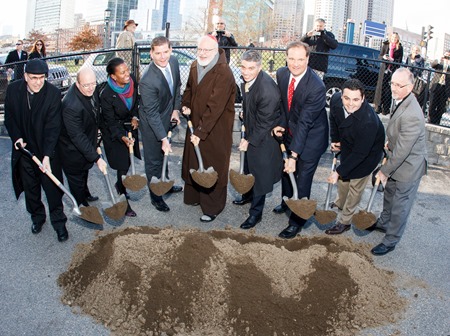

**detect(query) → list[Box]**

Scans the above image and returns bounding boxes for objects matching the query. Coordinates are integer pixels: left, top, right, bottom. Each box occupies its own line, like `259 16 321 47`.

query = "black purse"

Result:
412 77 425 96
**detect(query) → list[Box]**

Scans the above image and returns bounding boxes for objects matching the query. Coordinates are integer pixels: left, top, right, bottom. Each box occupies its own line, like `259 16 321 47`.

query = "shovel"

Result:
186 114 218 188
273 132 317 220
353 154 388 230
17 144 104 225
149 120 178 196
97 147 128 221
314 151 341 225
122 130 147 191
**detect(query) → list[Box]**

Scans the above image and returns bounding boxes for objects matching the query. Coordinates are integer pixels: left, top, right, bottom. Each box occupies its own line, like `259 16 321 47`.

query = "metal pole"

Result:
165 22 170 38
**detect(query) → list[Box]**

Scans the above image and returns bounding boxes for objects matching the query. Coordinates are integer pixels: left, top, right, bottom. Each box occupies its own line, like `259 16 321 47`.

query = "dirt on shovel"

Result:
123 175 148 192
191 167 218 189
229 169 255 194
104 200 128 221
149 180 174 197
79 206 104 225
285 198 318 220
353 210 377 230
315 210 338 225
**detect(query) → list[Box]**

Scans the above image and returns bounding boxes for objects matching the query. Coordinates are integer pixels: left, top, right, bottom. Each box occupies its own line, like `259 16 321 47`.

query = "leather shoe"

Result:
371 243 395 256
86 195 99 202
31 222 44 234
233 196 253 206
325 223 351 235
366 223 386 233
168 185 183 193
273 203 288 214
278 224 301 239
240 215 262 229
151 199 170 212
56 225 69 242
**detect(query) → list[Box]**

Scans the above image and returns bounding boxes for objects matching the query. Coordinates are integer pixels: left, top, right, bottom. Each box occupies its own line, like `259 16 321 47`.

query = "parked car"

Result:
323 43 380 106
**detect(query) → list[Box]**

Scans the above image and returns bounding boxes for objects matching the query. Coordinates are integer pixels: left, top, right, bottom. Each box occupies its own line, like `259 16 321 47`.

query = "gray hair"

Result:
395 67 414 84
241 50 262 65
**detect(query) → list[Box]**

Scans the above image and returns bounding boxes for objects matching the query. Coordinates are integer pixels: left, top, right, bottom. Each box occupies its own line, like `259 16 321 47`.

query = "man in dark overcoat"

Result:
181 35 236 222
5 39 28 81
325 79 385 235
4 59 68 242
58 67 107 206
233 50 282 229
139 36 183 212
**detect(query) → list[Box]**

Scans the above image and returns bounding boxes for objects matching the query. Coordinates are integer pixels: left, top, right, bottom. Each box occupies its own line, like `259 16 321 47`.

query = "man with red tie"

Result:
273 41 329 239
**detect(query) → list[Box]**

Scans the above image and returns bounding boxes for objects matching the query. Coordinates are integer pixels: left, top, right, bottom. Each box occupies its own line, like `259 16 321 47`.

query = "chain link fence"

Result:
1 45 449 128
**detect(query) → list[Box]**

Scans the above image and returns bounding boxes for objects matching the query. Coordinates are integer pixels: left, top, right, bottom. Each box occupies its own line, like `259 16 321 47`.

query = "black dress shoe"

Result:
240 215 262 229
56 225 69 242
233 196 253 206
151 199 170 212
31 222 44 234
366 223 387 233
168 185 183 193
371 243 395 256
125 203 137 217
278 224 301 239
86 195 99 202
325 223 351 235
273 203 288 214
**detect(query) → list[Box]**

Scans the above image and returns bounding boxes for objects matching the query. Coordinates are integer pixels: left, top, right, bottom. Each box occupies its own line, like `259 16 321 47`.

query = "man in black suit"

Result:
139 36 183 212
5 40 28 81
58 67 107 207
273 41 329 239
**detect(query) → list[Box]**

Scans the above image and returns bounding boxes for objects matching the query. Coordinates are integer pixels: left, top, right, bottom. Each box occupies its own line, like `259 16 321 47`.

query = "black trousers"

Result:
428 84 447 125
19 155 67 230
63 168 90 206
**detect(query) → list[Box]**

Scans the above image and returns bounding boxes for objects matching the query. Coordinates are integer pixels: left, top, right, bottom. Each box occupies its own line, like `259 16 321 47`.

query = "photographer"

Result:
301 18 338 78
209 17 238 64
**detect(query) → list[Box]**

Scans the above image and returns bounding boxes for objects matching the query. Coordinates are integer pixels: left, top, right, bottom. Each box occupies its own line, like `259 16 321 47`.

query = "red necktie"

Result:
288 77 295 111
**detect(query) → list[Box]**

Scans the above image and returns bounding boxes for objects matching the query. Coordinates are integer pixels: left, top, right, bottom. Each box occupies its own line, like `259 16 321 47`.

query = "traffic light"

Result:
422 26 427 41
427 25 434 40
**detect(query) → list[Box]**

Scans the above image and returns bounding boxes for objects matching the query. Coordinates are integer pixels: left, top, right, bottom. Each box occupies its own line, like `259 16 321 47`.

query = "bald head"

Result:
197 35 219 66
391 68 414 100
76 67 97 97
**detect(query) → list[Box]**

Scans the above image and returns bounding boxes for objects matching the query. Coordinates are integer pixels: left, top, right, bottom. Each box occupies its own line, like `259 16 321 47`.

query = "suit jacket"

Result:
380 93 427 182
58 84 100 172
276 66 329 161
5 49 28 80
329 92 385 180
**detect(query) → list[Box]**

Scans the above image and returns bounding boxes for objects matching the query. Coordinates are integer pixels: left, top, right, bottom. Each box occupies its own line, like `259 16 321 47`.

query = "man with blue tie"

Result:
139 36 183 212
273 41 329 239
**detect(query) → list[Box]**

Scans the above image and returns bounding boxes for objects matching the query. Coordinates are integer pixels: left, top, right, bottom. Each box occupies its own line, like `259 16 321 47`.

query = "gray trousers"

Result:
377 177 421 247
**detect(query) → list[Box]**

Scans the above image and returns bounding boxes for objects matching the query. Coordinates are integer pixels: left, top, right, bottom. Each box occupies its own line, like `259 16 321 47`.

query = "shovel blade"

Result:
79 206 104 225
229 169 255 194
122 175 148 191
283 197 317 220
190 167 218 188
149 178 174 196
353 210 377 230
314 210 337 225
104 201 128 221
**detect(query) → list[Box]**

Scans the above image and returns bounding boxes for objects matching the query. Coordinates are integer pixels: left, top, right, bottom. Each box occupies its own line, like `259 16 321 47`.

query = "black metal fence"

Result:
1 45 449 128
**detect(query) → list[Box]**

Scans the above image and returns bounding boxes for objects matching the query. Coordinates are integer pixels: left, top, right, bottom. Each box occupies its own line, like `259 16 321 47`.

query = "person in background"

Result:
116 19 138 61
5 40 28 81
405 45 424 78
374 32 403 115
300 18 338 79
99 57 141 217
4 59 68 242
181 35 236 223
209 17 238 64
247 39 255 48
428 50 450 125
28 40 46 59
368 68 427 256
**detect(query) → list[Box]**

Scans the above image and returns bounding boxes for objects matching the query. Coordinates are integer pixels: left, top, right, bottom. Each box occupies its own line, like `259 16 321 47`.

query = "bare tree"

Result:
67 26 102 51
27 29 47 43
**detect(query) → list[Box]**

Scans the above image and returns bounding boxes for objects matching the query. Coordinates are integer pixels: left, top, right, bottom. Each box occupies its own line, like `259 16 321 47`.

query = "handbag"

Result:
412 77 426 96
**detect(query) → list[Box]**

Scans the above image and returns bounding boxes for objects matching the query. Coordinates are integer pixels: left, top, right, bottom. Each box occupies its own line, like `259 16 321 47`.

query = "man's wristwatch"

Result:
289 154 298 161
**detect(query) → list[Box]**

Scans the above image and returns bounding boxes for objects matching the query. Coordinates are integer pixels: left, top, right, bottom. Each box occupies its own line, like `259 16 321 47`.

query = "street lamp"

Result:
104 8 111 49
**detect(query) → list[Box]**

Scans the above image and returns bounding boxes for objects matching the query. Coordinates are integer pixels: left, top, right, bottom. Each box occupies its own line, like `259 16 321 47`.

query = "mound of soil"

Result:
58 227 406 335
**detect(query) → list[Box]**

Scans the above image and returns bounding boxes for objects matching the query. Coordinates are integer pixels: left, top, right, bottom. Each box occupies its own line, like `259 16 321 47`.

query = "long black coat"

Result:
5 49 28 80
4 80 62 198
99 75 141 171
300 31 338 73
329 92 385 180
242 71 282 196
58 84 100 172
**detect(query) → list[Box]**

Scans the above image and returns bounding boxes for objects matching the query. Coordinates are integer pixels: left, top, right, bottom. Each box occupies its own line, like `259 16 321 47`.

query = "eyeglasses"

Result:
16 43 23 46
79 82 97 88
389 82 411 89
36 43 43 46
27 75 46 82
217 22 225 25
197 48 215 53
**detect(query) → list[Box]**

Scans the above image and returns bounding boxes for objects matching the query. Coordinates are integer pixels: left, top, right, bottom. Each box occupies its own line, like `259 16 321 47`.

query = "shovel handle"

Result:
187 119 205 172
127 131 136 175
272 135 299 201
366 157 387 211
324 151 341 210
97 147 117 204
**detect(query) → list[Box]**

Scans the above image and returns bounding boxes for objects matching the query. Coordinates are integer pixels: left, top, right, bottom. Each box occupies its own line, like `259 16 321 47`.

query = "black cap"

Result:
25 59 48 75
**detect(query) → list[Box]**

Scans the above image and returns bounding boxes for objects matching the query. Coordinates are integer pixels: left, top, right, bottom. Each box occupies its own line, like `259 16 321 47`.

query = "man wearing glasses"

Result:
5 59 68 242
209 17 238 64
58 67 107 208
5 40 28 81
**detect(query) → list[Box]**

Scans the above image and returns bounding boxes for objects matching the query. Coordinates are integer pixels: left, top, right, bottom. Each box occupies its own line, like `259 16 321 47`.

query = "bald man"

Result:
58 67 107 207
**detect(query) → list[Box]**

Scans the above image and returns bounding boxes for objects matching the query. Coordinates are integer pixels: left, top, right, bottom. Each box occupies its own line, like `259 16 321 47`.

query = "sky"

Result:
0 0 445 45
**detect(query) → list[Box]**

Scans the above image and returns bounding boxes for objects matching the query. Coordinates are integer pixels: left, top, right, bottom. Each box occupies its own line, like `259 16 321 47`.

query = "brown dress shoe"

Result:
325 223 351 235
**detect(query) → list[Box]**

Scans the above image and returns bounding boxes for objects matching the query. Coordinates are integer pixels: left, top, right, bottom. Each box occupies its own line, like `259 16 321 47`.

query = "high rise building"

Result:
151 0 183 31
314 0 346 40
26 0 75 34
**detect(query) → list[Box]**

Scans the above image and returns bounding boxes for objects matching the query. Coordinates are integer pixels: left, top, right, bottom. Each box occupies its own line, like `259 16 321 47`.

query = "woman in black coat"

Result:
28 40 46 59
100 57 141 216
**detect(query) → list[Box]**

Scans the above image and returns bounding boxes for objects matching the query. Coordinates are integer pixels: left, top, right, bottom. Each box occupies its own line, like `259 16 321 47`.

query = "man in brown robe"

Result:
181 35 236 222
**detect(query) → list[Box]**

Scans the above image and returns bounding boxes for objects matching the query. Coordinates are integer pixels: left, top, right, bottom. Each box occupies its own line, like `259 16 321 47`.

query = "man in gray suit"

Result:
369 68 427 256
139 36 183 212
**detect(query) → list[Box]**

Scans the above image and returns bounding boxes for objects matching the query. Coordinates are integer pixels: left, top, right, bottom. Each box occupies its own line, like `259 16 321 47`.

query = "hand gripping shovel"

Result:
149 120 178 196
273 132 317 219
17 144 104 225
353 153 387 230
229 119 255 194
97 147 127 221
186 114 218 188
122 131 147 191
314 151 341 225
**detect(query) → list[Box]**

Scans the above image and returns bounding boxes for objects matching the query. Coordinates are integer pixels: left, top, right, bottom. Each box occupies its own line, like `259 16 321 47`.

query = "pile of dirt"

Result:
58 227 406 335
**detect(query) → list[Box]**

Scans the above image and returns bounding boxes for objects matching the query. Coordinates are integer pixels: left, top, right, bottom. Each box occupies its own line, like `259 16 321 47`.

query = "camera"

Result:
414 54 421 59
216 30 225 35
313 31 322 36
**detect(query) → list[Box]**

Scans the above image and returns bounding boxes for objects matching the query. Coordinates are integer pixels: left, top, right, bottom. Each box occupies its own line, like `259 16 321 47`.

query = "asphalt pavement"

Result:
0 133 449 336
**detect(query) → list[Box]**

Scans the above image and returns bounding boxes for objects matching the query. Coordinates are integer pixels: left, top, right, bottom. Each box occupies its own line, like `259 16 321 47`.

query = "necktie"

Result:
288 77 295 111
244 82 250 93
164 67 173 95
